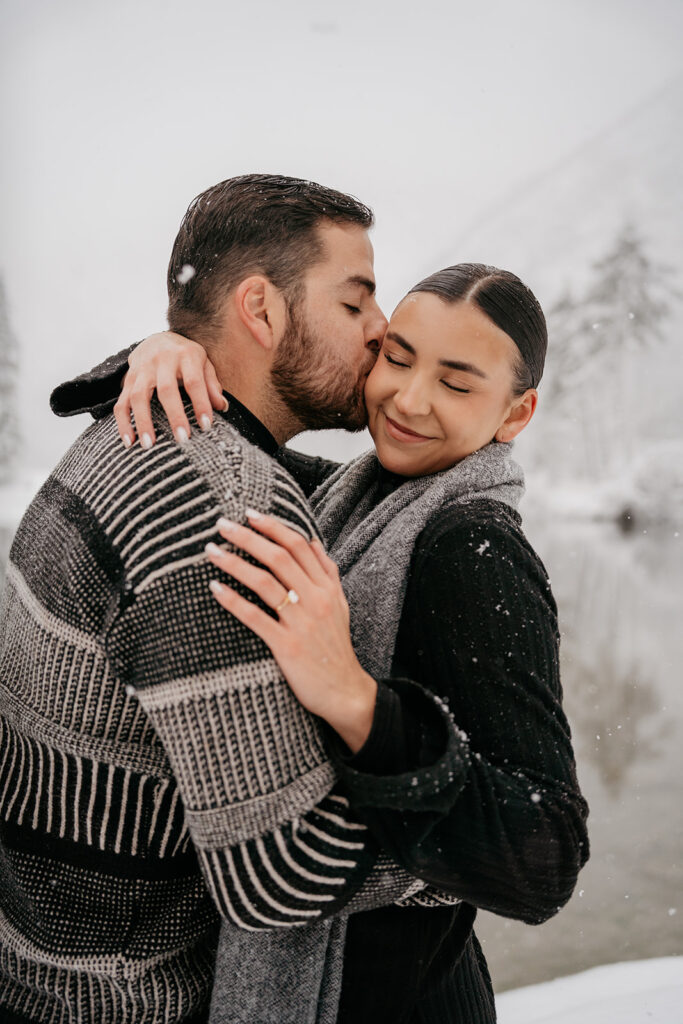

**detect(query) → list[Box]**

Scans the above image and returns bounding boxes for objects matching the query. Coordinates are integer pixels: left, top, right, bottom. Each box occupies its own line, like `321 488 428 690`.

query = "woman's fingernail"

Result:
217 517 238 532
209 580 225 595
175 426 189 444
205 542 222 557
200 414 212 432
141 433 153 450
245 507 262 521
222 397 230 412
122 434 132 449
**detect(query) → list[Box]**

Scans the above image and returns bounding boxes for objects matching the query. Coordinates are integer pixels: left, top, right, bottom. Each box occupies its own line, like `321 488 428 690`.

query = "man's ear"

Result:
495 389 538 443
234 276 287 351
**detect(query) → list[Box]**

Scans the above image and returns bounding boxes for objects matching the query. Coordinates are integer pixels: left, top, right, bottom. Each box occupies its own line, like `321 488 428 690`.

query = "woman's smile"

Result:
382 410 434 444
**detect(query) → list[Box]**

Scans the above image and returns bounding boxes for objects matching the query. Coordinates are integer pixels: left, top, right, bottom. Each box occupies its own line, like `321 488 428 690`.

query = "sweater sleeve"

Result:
50 344 137 419
327 504 589 925
102 411 381 931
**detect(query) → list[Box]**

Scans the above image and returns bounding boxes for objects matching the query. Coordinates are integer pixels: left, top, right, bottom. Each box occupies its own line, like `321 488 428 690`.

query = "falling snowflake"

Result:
176 264 196 284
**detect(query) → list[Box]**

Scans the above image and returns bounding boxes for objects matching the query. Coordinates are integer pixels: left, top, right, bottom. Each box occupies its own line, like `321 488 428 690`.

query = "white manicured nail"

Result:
141 433 153 450
175 426 189 444
209 580 225 595
205 542 222 556
222 397 230 412
245 507 262 520
122 434 132 449
200 414 212 432
217 517 238 532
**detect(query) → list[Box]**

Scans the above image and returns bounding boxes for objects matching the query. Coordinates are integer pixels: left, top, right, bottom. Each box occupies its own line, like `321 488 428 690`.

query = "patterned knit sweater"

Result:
0 401 398 1024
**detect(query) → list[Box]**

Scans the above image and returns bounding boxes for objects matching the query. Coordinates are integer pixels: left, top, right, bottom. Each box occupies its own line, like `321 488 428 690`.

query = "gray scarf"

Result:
209 442 524 1024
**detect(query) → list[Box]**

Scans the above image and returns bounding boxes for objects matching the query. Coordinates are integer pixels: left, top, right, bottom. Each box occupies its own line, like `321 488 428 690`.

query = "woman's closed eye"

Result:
442 380 471 394
383 352 410 368
344 303 362 315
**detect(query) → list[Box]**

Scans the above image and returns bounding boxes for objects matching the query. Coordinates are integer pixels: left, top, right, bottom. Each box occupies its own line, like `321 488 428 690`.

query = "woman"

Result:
55 264 589 1022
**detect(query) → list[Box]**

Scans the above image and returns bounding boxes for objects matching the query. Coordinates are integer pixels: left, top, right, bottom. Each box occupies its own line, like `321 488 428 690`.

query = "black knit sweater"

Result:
281 454 590 1024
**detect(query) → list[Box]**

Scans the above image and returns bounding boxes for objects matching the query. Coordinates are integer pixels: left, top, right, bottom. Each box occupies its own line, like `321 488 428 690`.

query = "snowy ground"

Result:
497 957 683 1024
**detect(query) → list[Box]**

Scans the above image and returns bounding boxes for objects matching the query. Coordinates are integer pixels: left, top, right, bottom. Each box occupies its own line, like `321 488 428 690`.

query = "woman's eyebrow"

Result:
385 331 416 354
386 331 488 379
439 358 488 379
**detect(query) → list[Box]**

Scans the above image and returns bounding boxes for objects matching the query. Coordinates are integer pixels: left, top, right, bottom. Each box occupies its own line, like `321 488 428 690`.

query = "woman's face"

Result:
364 292 536 477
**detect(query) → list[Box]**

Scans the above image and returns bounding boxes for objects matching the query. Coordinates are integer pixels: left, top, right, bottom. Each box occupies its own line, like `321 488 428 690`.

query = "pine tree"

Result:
541 224 679 478
0 276 21 483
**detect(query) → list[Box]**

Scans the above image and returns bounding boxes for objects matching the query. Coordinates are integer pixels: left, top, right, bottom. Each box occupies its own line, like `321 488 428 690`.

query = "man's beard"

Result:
270 303 371 432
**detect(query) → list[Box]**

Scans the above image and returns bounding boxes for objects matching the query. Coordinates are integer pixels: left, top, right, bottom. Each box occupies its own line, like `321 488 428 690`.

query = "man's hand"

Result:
206 512 378 754
113 331 227 449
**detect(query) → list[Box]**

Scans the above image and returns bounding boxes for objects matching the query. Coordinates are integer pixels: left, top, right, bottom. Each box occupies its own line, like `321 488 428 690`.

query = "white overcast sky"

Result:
1 0 682 466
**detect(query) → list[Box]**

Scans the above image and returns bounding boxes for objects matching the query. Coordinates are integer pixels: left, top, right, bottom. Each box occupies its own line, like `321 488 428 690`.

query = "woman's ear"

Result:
495 389 538 443
234 276 287 351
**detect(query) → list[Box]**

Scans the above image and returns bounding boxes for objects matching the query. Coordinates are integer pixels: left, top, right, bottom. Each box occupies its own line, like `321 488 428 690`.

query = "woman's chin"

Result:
374 442 427 478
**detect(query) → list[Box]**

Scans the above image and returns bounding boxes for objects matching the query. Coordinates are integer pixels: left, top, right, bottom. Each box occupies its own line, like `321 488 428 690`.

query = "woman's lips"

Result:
383 413 432 444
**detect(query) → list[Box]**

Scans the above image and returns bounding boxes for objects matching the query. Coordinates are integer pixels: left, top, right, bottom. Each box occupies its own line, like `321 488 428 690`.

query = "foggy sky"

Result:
1 0 682 467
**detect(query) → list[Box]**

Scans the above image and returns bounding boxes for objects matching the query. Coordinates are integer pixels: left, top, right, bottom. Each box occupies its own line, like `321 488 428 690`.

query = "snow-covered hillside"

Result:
443 77 683 522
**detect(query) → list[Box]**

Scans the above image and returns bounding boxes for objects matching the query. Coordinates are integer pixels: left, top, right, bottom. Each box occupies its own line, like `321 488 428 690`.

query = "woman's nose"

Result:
394 379 431 417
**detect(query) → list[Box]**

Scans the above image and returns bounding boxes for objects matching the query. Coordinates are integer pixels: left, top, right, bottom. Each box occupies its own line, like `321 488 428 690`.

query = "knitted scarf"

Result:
311 440 524 679
210 442 524 1024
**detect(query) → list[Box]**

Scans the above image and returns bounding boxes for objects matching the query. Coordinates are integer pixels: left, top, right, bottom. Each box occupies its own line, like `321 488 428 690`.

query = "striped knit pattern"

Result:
0 403 379 1023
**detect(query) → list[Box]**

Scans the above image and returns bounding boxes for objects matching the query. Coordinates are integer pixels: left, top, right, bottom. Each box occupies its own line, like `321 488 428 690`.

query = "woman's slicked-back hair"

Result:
408 263 547 394
167 173 374 341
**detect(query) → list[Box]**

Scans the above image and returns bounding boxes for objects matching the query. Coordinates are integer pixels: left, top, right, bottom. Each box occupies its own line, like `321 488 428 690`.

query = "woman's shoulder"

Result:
412 498 553 598
416 497 524 550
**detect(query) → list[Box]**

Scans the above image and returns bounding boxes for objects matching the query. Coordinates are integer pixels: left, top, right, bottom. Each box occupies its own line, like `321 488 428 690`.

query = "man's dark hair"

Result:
409 263 547 394
167 174 374 340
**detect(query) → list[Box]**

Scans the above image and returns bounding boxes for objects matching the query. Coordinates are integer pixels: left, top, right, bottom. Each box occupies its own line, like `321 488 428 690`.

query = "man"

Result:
0 175 458 1023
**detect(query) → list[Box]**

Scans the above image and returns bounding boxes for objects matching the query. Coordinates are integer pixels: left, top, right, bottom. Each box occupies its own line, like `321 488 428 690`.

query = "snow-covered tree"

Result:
539 224 679 479
0 276 21 483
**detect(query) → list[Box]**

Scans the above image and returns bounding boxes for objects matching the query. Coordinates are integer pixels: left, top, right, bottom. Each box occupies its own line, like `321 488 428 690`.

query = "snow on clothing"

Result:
0 395 445 1024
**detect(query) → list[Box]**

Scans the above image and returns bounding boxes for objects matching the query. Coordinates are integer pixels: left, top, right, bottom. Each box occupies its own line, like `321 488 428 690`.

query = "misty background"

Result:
1 0 682 999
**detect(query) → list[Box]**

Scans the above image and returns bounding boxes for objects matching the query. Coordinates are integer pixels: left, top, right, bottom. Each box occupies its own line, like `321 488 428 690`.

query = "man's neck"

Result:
210 351 303 447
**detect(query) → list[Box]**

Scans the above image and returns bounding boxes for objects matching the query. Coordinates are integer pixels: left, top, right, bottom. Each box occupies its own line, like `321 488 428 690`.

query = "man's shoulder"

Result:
39 406 316 592
177 411 319 541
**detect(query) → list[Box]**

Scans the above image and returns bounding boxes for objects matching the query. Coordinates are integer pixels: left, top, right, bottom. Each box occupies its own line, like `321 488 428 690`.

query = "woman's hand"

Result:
113 331 228 449
206 512 378 754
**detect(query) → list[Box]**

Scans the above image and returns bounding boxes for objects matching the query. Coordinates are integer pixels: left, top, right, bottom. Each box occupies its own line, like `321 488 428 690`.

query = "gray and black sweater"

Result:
0 394 461 1024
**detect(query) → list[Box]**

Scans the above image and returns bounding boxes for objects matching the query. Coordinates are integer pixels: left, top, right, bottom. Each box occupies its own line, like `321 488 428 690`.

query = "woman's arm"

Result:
50 335 343 497
332 503 590 924
50 332 226 446
50 342 139 419
211 505 589 926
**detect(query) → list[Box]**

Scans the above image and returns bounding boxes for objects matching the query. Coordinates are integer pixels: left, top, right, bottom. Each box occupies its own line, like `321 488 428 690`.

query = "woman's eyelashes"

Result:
383 352 470 393
343 303 361 315
383 352 410 368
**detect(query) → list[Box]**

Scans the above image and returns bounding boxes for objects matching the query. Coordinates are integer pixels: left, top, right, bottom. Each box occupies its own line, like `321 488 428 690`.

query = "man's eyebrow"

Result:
344 275 376 296
385 331 489 379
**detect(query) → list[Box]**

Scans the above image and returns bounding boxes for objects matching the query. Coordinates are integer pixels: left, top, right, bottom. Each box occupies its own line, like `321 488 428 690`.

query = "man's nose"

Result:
365 304 388 353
